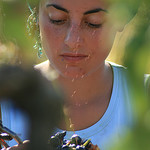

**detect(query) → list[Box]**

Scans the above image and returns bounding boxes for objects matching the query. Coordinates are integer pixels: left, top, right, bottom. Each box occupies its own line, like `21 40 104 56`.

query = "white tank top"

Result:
57 62 134 150
0 62 134 149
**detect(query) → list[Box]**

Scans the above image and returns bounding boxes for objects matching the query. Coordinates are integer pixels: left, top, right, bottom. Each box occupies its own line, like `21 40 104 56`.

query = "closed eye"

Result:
49 19 66 25
85 22 102 28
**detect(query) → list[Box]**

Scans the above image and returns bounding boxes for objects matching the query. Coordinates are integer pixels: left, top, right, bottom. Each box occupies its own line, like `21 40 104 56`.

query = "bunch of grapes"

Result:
48 131 100 150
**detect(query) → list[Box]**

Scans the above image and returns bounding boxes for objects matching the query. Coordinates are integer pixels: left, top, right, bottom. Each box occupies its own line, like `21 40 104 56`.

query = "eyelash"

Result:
49 19 66 25
49 19 102 29
85 22 102 28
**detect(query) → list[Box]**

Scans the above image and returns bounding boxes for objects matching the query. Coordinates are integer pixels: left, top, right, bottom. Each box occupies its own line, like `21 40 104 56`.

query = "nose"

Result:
64 24 83 50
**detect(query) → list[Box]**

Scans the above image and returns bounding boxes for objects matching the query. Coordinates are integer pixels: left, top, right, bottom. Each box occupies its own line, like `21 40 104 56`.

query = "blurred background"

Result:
0 0 46 65
0 0 150 149
0 0 149 69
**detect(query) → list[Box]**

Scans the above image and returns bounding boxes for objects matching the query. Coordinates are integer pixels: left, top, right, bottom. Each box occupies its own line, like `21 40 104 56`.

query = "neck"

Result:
57 61 113 130
36 61 113 130
57 62 113 106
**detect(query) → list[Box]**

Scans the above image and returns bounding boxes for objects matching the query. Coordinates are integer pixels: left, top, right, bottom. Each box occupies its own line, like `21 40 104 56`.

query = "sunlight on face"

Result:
39 0 119 79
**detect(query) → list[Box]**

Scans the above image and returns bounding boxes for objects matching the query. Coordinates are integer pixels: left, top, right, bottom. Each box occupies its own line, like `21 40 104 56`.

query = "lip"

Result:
60 53 88 62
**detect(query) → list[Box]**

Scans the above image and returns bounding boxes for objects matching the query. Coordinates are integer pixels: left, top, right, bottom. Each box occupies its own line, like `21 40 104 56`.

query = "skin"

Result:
4 140 29 150
39 0 117 79
38 0 120 130
8 0 124 149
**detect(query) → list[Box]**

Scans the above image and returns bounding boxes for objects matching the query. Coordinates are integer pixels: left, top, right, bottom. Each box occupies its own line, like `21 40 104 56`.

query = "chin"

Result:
64 72 85 79
57 68 87 80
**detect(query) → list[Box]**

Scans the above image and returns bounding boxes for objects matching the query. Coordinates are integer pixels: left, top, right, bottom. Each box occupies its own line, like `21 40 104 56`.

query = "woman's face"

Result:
39 0 118 79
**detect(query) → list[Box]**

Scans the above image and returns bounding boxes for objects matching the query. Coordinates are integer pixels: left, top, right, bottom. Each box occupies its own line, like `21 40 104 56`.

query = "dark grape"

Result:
69 144 76 148
82 140 92 149
70 134 82 145
63 139 69 145
48 136 61 147
56 131 66 141
48 131 98 150
62 145 72 150
76 145 86 150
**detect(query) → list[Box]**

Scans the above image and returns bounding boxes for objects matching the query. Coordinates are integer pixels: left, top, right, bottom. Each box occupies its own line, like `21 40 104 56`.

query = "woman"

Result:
1 0 140 149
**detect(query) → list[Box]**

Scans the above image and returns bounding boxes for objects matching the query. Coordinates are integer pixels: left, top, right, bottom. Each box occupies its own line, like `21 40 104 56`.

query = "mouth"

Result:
60 53 88 62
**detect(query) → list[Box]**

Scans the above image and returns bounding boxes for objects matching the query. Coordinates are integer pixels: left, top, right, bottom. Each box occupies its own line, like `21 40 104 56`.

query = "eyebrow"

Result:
84 8 108 15
46 4 107 15
46 4 69 13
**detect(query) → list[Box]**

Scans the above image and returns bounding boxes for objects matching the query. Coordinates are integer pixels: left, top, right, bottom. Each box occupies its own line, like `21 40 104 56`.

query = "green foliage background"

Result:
0 0 150 149
0 0 46 65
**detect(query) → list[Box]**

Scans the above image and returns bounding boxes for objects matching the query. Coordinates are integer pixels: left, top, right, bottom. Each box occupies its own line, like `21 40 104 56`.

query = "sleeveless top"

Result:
57 62 134 150
0 62 134 149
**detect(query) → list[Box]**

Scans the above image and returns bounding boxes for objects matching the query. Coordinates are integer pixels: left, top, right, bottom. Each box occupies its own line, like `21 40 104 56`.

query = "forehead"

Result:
41 0 108 11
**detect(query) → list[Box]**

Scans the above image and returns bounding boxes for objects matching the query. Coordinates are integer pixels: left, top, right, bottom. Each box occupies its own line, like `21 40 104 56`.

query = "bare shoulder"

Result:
34 60 58 80
34 60 49 72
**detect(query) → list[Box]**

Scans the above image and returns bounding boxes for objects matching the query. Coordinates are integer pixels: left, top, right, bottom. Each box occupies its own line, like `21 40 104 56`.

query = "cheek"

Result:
41 26 62 51
88 27 116 55
40 19 65 57
85 28 116 65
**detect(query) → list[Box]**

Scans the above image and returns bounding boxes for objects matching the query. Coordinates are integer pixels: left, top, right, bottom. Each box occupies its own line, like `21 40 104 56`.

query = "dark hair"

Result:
27 0 141 23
